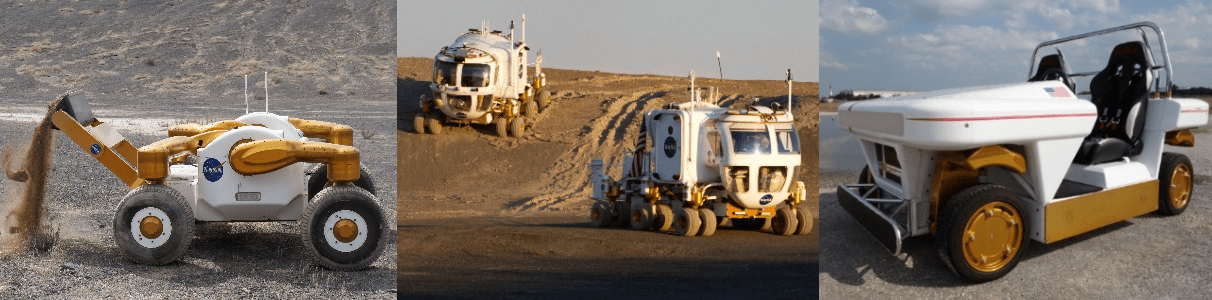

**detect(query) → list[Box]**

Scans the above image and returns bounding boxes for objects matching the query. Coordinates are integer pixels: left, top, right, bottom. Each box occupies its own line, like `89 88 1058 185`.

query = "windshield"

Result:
433 61 457 85
462 64 491 87
776 130 799 154
731 130 771 155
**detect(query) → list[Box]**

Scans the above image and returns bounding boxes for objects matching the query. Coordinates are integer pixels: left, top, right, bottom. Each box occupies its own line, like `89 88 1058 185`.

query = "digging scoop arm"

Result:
228 139 360 182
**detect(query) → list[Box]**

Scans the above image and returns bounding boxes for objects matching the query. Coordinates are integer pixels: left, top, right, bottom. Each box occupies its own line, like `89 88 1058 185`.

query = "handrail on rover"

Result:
1027 22 1172 97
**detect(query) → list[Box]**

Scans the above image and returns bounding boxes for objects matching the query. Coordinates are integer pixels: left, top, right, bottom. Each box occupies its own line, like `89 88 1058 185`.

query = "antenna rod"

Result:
786 69 793 113
689 71 697 102
521 14 526 42
716 51 723 80
264 71 269 112
244 74 249 114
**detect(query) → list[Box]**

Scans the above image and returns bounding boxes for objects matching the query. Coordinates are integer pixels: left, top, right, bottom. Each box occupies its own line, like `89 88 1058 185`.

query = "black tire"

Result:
494 117 508 138
1158 153 1193 216
794 207 813 235
613 200 630 228
301 185 387 271
413 114 426 134
653 204 674 231
538 90 551 111
510 117 526 138
772 206 799 236
630 201 654 230
307 164 377 200
673 206 700 237
590 202 611 228
427 112 443 135
937 184 1028 283
524 100 538 118
697 207 717 237
113 184 194 265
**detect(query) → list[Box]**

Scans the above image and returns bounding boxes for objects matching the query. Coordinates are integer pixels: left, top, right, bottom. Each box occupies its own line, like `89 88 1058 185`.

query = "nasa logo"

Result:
760 194 773 205
663 136 677 158
89 144 101 155
456 112 467 119
202 158 224 182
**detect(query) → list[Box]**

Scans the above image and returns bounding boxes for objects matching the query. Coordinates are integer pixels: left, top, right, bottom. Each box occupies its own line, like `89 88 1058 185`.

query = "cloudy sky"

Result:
821 0 1212 94
399 0 818 81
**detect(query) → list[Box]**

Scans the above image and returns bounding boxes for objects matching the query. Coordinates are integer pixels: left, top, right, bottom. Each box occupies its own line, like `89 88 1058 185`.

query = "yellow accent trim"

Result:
168 120 247 137
962 201 1023 273
1165 129 1195 147
51 111 141 188
140 215 163 239
1044 180 1158 243
228 139 360 182
288 118 354 146
136 131 227 181
333 219 358 243
724 201 777 218
929 145 1026 234
1169 163 1192 210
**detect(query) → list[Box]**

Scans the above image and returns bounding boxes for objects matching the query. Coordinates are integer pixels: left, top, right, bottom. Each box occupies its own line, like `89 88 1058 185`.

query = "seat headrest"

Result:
1107 41 1152 69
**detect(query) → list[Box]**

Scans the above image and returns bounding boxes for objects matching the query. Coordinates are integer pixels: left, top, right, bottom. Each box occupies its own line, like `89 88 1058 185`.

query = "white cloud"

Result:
1067 0 1119 14
821 0 889 35
820 50 850 71
887 25 1058 72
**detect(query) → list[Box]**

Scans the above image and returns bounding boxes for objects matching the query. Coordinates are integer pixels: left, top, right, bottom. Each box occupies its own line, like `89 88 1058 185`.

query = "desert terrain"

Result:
397 57 819 298
0 1 396 298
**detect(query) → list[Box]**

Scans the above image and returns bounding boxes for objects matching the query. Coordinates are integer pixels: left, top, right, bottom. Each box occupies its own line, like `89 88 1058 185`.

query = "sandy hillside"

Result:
397 57 819 298
0 1 397 298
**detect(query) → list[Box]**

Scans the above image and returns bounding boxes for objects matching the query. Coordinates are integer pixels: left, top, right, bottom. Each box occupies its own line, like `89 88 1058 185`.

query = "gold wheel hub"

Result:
139 216 164 239
962 201 1022 272
333 219 359 243
1170 164 1192 209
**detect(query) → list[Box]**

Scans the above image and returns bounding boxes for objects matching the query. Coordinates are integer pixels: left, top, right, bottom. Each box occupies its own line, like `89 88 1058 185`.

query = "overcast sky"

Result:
821 0 1212 94
398 0 818 82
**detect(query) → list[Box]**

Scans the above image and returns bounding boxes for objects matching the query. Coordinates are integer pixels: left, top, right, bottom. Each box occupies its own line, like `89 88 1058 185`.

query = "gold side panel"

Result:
168 120 247 137
928 145 1025 234
288 118 354 146
52 111 141 188
1045 180 1158 243
1165 129 1195 147
228 139 360 182
724 201 776 218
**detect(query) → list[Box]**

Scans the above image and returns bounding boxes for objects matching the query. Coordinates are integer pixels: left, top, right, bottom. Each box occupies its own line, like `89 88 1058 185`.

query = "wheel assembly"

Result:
113 184 194 265
697 207 717 236
771 206 799 236
630 200 654 230
1158 152 1193 215
307 163 377 200
494 117 508 138
427 112 444 135
653 204 674 231
302 185 387 271
673 206 700 237
590 202 612 228
510 117 526 138
413 114 426 134
937 184 1027 283
794 207 813 235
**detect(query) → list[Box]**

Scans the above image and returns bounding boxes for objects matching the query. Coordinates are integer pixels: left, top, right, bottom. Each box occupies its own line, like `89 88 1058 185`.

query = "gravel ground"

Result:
0 1 397 298
818 113 1212 298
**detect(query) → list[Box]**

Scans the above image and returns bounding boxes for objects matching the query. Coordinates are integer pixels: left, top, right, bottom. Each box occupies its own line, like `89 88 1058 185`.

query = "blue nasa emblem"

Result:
89 144 101 155
202 158 224 182
760 194 773 205
456 112 467 119
663 136 677 158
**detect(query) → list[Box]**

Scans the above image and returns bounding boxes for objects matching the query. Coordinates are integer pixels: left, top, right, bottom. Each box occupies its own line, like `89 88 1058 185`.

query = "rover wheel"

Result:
307 164 377 200
794 207 813 235
1159 153 1193 216
673 207 700 237
590 202 611 228
426 112 444 135
510 117 526 138
653 204 674 231
524 100 538 118
413 114 426 134
613 200 630 228
113 184 194 265
494 117 508 138
630 201 654 230
302 185 387 271
697 207 717 237
771 206 799 236
937 184 1027 283
538 91 551 111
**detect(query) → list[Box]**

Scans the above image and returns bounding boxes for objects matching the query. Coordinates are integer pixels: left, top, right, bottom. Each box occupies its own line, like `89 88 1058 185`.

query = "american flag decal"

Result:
1044 87 1070 98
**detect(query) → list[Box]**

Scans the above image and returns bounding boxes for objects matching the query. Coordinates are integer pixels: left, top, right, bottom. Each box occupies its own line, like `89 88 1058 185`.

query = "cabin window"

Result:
433 61 458 85
730 130 771 155
462 64 491 87
776 130 799 154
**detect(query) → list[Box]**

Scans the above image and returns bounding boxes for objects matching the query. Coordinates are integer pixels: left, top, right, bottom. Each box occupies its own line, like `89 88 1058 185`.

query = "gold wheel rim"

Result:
333 219 359 243
139 216 163 239
1170 164 1192 209
962 201 1022 273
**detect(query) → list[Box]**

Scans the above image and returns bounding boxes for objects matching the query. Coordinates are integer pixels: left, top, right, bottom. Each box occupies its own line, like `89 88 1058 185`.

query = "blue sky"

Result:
399 0 818 82
821 0 1212 94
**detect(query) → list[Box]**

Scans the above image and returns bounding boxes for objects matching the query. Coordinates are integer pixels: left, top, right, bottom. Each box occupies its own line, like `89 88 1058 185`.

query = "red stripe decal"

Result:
1182 109 1208 113
909 113 1096 122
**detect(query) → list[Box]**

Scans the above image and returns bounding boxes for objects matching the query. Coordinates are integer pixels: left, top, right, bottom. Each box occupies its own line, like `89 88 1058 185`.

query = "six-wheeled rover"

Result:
836 22 1208 282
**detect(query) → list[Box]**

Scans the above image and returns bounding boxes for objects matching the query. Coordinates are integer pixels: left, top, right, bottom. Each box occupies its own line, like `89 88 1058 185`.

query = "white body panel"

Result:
193 126 307 221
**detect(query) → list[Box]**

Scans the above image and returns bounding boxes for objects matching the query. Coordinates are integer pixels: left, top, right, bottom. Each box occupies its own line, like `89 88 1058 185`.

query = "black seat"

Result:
1074 41 1154 165
1029 53 1075 92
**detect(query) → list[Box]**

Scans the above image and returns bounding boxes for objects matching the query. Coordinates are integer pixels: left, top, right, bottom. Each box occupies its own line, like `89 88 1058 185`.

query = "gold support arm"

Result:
137 131 227 181
1165 129 1195 147
228 139 360 182
288 118 354 146
928 145 1026 234
168 120 248 137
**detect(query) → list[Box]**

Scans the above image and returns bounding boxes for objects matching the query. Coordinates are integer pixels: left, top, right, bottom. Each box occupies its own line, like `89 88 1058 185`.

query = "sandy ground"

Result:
0 1 397 298
818 112 1212 298
397 57 820 298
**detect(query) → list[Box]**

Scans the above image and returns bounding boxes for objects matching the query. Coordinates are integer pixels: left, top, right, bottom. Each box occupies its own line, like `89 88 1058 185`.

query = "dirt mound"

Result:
397 57 820 218
0 95 64 255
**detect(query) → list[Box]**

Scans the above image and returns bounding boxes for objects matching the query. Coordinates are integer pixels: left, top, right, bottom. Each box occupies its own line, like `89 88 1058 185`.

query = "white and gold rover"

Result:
836 22 1208 282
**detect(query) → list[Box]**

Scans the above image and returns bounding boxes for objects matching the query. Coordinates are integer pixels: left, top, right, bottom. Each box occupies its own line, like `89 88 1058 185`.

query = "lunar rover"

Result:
589 70 811 237
50 95 385 271
414 14 551 138
836 22 1207 282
